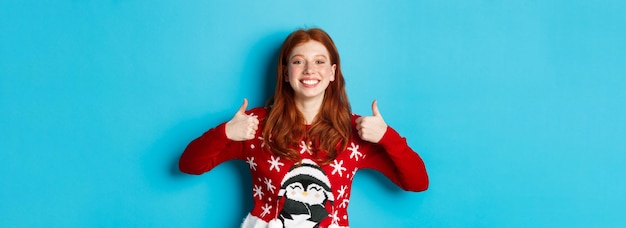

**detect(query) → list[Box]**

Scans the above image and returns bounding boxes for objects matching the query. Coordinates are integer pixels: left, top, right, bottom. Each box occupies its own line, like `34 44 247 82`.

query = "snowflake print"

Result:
299 140 313 155
246 157 257 171
257 136 265 148
351 168 358 180
267 156 285 172
337 185 347 199
260 203 272 217
348 142 363 161
339 198 350 208
329 209 340 224
253 185 264 200
264 178 276 194
330 160 347 177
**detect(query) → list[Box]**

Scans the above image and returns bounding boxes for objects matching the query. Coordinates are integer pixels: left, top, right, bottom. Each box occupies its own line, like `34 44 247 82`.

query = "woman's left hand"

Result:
355 100 388 143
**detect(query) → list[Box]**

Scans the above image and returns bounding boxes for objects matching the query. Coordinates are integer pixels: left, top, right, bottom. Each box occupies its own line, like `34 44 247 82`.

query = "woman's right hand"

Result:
225 98 259 141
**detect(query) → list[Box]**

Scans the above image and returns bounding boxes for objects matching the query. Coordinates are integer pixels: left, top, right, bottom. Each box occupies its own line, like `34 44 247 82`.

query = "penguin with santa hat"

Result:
268 159 337 228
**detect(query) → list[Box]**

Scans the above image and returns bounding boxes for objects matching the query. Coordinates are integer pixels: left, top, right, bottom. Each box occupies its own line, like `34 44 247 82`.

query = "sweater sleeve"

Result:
178 122 245 175
360 126 429 192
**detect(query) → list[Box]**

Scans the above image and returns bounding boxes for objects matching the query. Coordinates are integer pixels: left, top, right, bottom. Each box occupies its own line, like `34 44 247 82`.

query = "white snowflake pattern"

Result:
257 136 266 148
339 198 350 208
299 140 312 155
246 157 257 171
329 209 340 224
348 142 363 161
351 168 358 180
330 160 347 177
337 185 347 199
260 203 272 217
267 155 285 172
253 185 264 200
264 178 276 194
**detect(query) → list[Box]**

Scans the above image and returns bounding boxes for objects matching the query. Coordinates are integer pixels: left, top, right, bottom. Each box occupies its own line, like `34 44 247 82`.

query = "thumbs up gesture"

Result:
225 98 259 141
355 100 388 143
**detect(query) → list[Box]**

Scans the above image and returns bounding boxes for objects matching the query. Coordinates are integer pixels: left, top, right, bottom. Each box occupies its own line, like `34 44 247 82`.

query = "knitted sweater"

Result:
179 107 428 228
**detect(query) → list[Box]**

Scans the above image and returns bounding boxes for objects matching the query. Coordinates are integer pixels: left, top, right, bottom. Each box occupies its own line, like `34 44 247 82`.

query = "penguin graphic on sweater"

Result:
273 159 335 228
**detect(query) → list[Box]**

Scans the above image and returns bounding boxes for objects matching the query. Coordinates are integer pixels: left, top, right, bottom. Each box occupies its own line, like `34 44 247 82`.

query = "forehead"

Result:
289 40 330 58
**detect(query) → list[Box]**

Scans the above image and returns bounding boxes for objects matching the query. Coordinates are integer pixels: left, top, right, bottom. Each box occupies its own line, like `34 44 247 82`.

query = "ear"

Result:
284 68 290 82
330 64 336 82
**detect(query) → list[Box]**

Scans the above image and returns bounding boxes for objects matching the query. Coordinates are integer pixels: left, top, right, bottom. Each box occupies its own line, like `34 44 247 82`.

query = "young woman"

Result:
179 28 428 228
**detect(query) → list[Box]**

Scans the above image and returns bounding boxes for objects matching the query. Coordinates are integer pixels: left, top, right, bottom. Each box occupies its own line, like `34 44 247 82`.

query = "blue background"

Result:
2 0 625 227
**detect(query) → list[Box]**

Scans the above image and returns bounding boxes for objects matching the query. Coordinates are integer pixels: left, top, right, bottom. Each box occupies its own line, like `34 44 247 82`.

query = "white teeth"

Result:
301 80 319 85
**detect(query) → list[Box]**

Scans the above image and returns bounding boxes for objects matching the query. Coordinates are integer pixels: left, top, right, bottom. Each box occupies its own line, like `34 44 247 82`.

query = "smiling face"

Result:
286 40 337 102
285 181 327 205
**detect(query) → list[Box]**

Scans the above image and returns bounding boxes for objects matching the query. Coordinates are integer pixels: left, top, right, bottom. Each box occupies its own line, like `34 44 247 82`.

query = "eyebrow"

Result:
290 54 329 60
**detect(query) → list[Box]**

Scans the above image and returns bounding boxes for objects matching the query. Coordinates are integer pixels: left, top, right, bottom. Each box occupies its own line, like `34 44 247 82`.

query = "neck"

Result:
294 96 323 124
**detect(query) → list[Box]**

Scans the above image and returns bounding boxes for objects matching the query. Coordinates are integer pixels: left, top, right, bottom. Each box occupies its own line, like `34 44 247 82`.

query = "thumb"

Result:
237 98 248 114
371 99 381 117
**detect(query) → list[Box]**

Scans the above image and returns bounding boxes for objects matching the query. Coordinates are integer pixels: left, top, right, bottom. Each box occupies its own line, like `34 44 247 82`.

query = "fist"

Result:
355 100 388 143
225 98 259 141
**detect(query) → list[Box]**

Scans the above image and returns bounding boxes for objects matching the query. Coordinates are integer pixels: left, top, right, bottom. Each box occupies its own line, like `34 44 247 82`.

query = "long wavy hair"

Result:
262 28 351 164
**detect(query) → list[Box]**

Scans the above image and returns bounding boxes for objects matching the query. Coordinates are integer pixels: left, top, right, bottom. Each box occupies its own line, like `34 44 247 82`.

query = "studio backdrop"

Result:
1 0 625 227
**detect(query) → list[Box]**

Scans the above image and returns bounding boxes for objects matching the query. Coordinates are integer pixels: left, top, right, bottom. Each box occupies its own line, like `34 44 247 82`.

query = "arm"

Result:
355 100 428 191
361 126 429 192
179 123 244 175
179 99 259 175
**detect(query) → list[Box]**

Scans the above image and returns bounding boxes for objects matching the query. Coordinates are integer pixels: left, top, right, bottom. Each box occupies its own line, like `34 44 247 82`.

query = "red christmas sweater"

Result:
179 107 428 228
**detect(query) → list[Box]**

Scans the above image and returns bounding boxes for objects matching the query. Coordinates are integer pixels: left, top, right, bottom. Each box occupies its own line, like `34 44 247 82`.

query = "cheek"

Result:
322 68 335 81
287 65 300 75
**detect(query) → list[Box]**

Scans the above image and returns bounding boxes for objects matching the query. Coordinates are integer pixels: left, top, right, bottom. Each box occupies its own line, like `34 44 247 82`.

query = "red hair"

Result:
263 28 351 164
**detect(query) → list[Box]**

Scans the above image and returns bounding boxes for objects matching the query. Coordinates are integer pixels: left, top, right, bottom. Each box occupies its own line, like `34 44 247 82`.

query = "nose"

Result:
304 63 314 74
302 191 308 197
